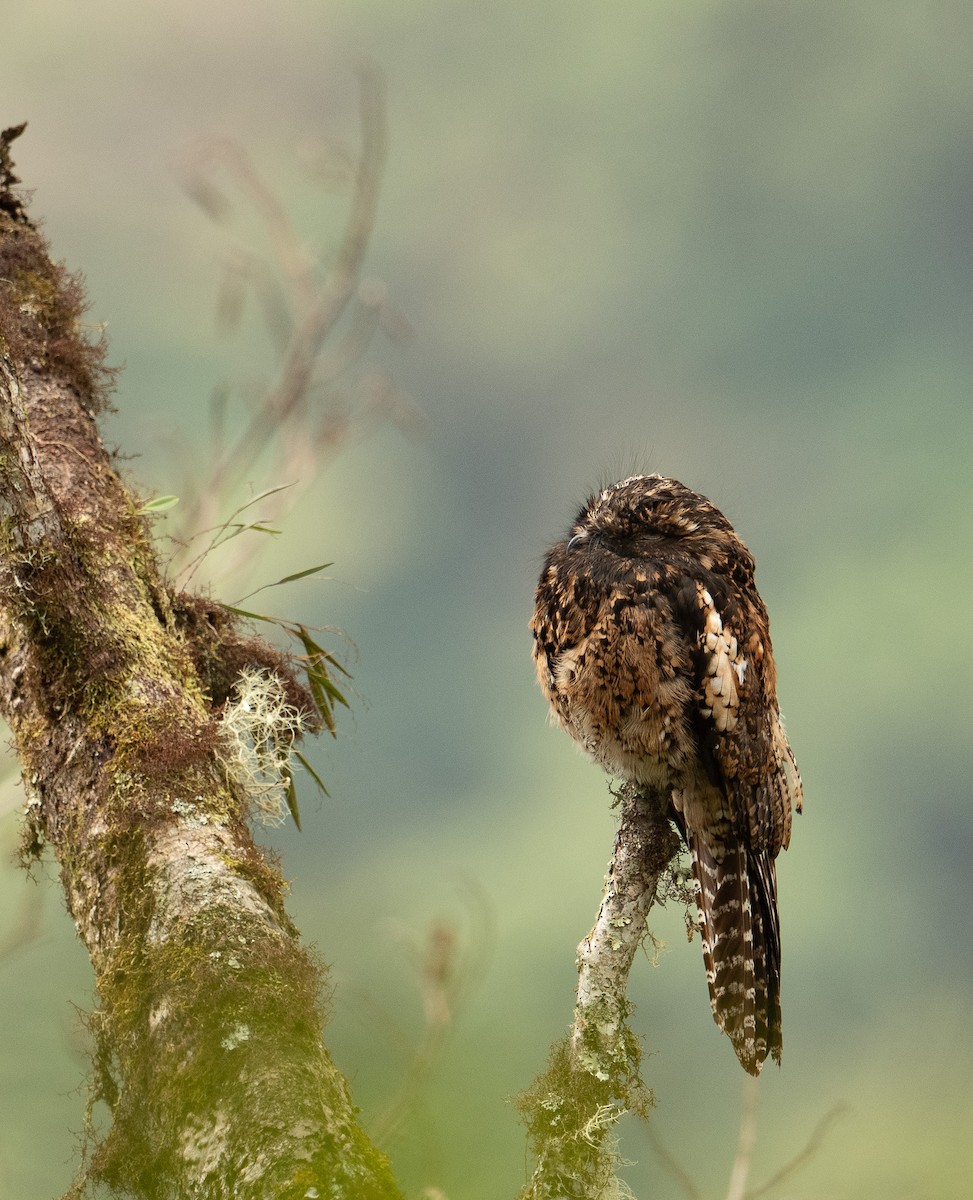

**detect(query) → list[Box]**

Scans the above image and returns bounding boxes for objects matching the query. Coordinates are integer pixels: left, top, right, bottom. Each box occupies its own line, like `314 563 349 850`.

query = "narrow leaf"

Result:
233 483 295 513
316 645 353 678
284 774 302 831
270 562 333 586
138 495 180 514
222 605 276 623
316 672 350 710
294 751 330 798
234 562 333 605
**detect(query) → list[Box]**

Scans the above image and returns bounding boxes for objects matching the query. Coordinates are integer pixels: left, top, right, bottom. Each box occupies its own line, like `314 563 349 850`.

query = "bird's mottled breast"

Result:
529 476 793 819
531 537 702 783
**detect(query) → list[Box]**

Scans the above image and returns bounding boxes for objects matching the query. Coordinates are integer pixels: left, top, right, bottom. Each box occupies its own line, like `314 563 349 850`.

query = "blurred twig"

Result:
0 889 43 960
0 777 44 962
646 1080 847 1200
214 64 386 470
747 1102 847 1198
168 63 420 590
725 1076 759 1200
645 1120 700 1200
370 882 496 1153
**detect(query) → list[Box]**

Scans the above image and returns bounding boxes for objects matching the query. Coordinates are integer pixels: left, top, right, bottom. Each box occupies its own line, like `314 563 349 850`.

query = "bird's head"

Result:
565 474 747 572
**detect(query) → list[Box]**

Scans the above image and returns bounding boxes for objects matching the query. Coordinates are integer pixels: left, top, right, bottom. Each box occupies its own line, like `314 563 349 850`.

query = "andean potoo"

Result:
530 474 802 1074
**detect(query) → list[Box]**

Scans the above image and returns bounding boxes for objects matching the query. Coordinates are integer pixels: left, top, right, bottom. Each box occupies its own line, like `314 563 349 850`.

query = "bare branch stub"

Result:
0 123 29 222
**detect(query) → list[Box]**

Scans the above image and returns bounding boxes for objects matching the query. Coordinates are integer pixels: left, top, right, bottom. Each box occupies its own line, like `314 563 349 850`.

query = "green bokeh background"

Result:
2 2 972 1196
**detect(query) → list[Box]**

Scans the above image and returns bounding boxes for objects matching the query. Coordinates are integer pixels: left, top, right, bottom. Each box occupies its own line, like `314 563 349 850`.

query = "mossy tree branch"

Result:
517 785 683 1199
0 124 403 1199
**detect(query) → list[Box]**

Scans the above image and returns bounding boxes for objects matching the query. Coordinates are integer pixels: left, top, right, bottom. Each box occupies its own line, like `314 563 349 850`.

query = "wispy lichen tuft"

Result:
215 668 305 825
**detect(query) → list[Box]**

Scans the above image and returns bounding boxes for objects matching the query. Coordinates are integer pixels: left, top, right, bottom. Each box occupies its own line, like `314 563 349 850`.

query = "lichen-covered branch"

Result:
0 124 402 1200
517 784 681 1199
573 785 680 1077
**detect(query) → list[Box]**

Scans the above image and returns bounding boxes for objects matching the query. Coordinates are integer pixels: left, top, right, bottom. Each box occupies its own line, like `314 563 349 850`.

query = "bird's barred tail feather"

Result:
689 833 782 1075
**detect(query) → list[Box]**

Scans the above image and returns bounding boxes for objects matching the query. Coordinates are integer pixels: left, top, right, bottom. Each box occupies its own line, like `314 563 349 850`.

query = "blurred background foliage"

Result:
2 1 972 1197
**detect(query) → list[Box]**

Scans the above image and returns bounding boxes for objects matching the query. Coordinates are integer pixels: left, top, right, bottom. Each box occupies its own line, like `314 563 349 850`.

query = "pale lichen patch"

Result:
214 667 305 826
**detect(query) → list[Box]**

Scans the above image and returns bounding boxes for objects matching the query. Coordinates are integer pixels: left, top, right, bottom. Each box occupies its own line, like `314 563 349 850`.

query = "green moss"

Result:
76 842 333 1195
516 1029 653 1200
218 847 295 922
0 214 117 411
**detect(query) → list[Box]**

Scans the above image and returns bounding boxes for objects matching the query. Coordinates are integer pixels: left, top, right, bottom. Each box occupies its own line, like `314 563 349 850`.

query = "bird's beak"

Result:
567 531 589 552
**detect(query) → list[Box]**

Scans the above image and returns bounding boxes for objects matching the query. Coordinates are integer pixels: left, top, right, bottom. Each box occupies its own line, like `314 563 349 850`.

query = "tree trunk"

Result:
0 124 402 1200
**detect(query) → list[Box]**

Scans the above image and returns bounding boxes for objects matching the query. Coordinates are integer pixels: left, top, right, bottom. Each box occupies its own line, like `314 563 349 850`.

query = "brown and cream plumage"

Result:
530 474 802 1074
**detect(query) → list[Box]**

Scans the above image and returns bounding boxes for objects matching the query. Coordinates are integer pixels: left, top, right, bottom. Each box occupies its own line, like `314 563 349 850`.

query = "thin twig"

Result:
0 884 43 960
206 63 387 504
644 1121 701 1200
725 1076 759 1200
164 64 398 593
372 883 496 1151
747 1103 847 1198
177 483 295 590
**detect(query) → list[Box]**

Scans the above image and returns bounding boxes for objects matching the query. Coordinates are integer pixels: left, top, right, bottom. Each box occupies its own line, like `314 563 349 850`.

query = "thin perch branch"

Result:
573 784 679 1075
517 784 681 1198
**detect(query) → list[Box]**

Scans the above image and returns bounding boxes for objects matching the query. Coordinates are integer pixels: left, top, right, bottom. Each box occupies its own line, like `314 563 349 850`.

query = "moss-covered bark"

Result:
516 786 682 1200
0 124 402 1200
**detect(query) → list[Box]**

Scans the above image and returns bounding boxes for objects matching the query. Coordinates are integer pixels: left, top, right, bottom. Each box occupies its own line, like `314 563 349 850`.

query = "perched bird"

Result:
530 474 802 1075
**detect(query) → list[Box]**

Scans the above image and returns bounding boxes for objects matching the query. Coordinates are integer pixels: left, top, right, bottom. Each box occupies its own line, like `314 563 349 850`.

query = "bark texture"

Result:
0 125 402 1200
